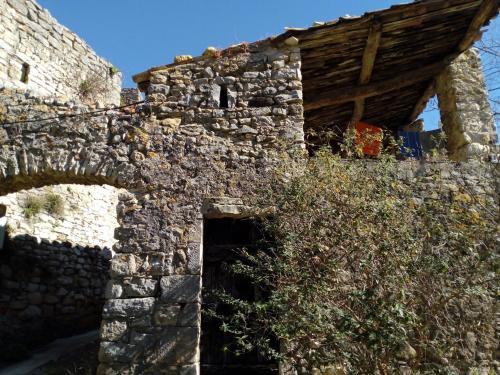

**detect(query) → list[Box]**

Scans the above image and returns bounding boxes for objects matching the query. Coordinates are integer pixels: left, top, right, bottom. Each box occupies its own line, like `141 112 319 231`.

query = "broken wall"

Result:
0 0 121 105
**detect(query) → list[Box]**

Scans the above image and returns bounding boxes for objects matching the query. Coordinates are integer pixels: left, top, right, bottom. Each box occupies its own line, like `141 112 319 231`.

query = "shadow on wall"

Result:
0 234 111 365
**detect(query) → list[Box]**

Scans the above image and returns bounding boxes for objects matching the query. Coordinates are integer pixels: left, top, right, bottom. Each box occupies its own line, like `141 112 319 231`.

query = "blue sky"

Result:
37 0 499 131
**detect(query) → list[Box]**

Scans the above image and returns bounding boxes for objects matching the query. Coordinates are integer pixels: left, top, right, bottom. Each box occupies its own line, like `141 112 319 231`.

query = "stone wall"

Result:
0 0 121 105
0 30 497 374
98 41 305 375
0 184 122 249
436 48 497 161
121 88 142 106
396 161 499 375
0 38 305 374
0 235 110 362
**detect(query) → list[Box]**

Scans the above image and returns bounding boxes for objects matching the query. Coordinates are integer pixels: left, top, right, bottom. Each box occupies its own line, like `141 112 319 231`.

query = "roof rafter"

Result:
458 0 499 51
350 19 383 125
306 0 499 117
404 0 498 126
407 80 436 125
305 58 451 112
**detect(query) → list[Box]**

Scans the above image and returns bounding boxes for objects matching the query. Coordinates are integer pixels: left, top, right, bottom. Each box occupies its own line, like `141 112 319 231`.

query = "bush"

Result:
44 192 64 216
77 73 107 103
211 150 497 374
22 192 64 218
22 195 44 218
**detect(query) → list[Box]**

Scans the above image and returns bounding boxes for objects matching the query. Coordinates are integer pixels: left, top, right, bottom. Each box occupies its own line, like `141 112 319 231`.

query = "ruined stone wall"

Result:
97 41 304 375
436 48 497 161
0 184 122 249
0 236 110 362
0 32 496 374
0 39 304 374
0 0 121 105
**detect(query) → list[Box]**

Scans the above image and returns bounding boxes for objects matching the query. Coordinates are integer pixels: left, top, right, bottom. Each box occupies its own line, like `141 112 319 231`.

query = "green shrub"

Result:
22 192 64 218
44 192 64 216
109 66 120 76
211 149 497 374
22 195 44 218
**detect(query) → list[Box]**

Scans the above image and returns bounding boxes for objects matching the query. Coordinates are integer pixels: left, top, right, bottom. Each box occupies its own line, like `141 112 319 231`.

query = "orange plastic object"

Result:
355 122 383 156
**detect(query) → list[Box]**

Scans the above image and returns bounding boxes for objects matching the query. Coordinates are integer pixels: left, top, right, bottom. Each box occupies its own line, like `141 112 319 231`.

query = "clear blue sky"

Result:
37 0 499 131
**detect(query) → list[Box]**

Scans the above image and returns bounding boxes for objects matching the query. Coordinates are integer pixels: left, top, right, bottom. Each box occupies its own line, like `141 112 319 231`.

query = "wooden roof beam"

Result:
404 0 498 125
306 0 498 116
304 58 452 112
351 20 382 125
458 0 499 52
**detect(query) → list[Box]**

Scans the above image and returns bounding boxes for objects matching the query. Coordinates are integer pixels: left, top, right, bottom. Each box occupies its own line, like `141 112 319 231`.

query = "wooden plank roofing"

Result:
278 0 499 139
133 0 499 137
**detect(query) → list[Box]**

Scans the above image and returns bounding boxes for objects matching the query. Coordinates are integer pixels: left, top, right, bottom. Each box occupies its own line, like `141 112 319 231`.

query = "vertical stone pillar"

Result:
436 48 497 161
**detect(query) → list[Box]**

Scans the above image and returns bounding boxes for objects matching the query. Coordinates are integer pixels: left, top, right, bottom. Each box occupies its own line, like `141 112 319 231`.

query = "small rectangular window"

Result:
219 85 228 108
20 63 30 84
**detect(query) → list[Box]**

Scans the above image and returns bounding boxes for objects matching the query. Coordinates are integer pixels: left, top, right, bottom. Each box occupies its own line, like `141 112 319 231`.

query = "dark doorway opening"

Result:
201 218 278 375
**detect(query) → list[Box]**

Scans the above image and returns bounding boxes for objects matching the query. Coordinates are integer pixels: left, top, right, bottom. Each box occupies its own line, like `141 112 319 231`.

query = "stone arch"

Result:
0 150 136 196
0 125 140 370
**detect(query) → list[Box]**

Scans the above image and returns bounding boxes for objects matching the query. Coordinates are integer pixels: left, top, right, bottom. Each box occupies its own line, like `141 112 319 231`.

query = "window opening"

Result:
219 85 229 109
20 63 30 84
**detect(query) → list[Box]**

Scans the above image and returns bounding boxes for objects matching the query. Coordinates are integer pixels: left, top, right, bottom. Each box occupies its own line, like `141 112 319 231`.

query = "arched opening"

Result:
0 183 125 374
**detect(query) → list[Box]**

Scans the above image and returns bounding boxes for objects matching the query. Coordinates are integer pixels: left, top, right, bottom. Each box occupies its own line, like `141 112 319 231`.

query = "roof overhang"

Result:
279 0 499 141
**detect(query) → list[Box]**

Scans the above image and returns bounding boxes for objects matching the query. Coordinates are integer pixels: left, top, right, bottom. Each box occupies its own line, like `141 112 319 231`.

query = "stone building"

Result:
0 0 499 374
0 0 122 105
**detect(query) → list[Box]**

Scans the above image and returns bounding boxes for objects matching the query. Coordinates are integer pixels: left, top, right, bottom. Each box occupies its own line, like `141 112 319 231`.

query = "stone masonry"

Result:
0 0 498 373
436 48 498 161
0 39 305 374
0 184 123 248
1 37 498 373
0 0 122 105
0 235 110 362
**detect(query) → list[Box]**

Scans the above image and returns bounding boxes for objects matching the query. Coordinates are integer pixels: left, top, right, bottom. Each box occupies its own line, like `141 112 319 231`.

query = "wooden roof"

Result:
134 0 499 142
276 0 499 141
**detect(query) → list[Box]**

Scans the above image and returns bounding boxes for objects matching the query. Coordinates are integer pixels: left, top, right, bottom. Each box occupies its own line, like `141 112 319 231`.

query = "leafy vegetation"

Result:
22 192 64 218
44 192 64 216
22 195 44 218
109 66 120 76
210 149 497 374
